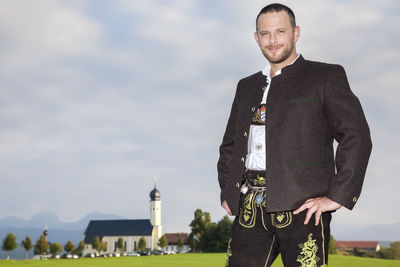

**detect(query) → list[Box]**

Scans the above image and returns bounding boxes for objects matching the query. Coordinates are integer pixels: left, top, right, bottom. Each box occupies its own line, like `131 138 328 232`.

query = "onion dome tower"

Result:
43 225 48 242
150 177 162 249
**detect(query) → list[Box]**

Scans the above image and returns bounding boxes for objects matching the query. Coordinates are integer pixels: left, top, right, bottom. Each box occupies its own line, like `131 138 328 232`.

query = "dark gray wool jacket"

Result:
217 55 372 216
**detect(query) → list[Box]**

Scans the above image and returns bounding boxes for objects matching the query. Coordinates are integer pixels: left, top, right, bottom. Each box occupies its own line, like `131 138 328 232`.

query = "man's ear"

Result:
254 31 259 45
294 26 300 43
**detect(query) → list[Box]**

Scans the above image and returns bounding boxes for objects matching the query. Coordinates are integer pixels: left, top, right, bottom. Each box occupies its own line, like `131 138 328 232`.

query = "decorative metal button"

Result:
352 197 358 203
241 186 248 194
255 194 263 204
251 107 256 112
262 86 267 92
243 131 247 137
236 182 240 188
240 157 245 162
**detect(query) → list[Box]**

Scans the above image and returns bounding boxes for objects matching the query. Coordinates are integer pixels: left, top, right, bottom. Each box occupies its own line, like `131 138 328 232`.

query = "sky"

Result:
0 0 399 235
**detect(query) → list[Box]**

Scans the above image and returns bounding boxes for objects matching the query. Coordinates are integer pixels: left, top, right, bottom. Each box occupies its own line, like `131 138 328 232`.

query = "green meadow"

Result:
1 253 400 267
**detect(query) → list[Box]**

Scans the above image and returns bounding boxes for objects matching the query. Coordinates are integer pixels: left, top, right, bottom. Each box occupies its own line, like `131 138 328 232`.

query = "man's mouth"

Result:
267 46 281 52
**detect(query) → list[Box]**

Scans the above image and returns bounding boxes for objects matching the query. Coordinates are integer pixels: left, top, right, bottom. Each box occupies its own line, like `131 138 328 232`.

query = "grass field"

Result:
1 253 400 267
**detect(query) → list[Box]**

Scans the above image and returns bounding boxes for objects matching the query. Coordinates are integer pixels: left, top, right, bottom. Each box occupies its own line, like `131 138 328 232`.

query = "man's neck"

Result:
269 52 298 78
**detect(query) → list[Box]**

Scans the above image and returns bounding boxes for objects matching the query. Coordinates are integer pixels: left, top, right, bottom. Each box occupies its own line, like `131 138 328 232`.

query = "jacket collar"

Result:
261 54 304 78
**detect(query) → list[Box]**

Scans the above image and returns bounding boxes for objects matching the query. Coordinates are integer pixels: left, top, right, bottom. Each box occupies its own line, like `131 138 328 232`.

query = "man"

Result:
217 3 372 267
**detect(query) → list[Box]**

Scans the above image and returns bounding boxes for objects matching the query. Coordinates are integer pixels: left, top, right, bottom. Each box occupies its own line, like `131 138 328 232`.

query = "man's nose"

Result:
269 33 278 44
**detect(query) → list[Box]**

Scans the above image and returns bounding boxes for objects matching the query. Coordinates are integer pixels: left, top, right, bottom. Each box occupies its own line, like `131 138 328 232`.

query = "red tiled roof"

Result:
164 233 189 245
336 241 378 249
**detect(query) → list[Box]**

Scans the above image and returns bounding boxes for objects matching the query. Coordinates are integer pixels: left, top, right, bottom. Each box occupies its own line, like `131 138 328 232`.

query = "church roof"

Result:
84 219 153 244
336 241 379 249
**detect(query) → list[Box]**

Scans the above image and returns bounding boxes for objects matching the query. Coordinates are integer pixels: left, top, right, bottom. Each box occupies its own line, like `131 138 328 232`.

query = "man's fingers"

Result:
304 206 317 225
314 210 322 226
293 200 313 215
225 204 232 215
293 205 304 215
222 200 232 216
305 198 315 203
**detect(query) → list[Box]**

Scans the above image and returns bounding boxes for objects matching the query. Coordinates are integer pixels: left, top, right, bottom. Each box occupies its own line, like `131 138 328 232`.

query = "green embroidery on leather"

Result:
288 97 315 103
238 192 257 228
296 161 328 167
225 238 232 267
254 175 266 186
271 211 292 228
297 233 320 267
262 198 267 208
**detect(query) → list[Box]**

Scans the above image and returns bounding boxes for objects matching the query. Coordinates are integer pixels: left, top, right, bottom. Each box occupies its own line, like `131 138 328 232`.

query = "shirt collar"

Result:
261 54 300 78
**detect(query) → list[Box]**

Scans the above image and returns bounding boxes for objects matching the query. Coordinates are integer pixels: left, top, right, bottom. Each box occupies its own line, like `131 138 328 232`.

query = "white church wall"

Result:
103 235 152 253
150 200 162 226
83 235 152 255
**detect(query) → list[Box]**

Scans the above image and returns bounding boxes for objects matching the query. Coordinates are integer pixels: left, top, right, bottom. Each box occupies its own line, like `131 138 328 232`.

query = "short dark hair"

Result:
256 3 296 31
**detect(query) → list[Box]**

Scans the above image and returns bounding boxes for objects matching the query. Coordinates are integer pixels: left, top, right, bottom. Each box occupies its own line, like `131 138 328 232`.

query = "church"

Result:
82 185 162 254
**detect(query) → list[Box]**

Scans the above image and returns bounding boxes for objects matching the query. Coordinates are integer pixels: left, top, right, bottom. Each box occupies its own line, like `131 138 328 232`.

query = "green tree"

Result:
117 237 124 252
202 222 218 252
138 237 146 251
158 235 168 249
50 242 63 255
377 247 394 259
2 232 18 260
194 214 232 252
215 215 232 251
34 234 49 255
328 235 337 255
352 247 361 256
101 240 107 253
189 209 211 252
21 236 33 259
92 236 101 254
64 240 76 254
391 242 400 260
177 239 184 251
73 240 85 257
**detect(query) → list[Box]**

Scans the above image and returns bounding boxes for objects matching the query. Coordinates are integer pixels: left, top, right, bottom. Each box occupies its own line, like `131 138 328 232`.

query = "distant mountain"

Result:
0 227 83 260
0 212 125 231
0 212 127 260
332 222 400 242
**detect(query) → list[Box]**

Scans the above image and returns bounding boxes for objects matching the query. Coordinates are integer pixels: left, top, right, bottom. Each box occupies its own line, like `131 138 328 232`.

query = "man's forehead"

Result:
257 11 292 28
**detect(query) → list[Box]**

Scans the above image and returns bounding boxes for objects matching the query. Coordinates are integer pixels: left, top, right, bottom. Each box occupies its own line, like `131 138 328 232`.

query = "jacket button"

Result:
236 183 240 188
251 107 255 112
262 86 267 92
240 157 245 162
353 197 358 203
243 131 247 137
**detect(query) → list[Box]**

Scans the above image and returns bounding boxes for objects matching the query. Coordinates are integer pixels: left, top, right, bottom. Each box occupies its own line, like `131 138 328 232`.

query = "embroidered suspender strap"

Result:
246 180 267 192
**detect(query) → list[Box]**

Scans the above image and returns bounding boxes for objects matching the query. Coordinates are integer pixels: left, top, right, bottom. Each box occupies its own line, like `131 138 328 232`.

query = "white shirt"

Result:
245 55 300 170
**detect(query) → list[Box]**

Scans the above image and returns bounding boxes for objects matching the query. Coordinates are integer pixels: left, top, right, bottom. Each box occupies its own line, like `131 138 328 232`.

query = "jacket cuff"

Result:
327 192 359 210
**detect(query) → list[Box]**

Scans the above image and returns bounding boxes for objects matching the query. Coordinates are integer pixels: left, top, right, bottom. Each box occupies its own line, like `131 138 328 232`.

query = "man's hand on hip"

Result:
222 200 232 216
293 196 342 226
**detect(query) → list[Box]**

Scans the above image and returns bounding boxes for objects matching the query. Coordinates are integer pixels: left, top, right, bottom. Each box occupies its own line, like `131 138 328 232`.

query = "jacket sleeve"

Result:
324 65 372 210
217 81 240 206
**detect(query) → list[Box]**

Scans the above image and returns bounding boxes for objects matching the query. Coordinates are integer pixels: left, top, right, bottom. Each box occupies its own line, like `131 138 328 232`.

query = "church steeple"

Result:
149 176 162 249
43 225 48 241
150 185 160 201
149 176 161 201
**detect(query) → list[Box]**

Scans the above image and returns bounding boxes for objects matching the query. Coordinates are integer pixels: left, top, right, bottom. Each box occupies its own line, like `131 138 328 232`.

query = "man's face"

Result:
254 11 300 65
